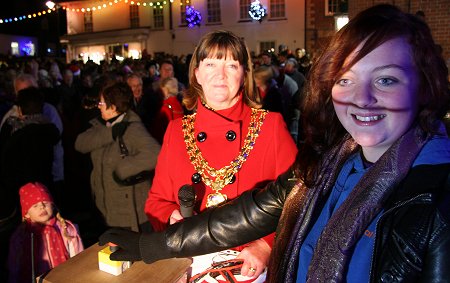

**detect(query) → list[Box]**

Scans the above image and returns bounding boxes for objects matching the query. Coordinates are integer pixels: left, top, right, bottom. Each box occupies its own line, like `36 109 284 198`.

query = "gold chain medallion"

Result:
182 108 268 208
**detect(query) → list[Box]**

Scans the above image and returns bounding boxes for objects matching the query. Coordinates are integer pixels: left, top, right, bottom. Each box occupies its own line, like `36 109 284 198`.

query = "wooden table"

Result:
37 243 192 283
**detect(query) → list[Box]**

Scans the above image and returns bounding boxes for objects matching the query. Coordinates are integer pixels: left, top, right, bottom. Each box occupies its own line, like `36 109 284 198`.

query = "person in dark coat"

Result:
126 74 162 136
254 65 283 114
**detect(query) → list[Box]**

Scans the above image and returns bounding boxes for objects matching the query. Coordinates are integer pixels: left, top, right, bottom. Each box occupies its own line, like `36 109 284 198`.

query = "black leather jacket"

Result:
141 164 450 283
370 164 450 283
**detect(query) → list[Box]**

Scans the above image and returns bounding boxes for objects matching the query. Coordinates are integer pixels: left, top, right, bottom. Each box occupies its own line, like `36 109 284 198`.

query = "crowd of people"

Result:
0 3 449 283
0 27 307 283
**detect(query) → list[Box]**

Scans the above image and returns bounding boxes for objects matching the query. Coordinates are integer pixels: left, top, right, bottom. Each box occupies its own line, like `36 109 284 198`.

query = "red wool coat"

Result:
145 97 297 246
152 96 184 144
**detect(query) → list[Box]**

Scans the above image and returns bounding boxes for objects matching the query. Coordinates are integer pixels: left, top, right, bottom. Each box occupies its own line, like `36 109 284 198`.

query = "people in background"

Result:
1 74 64 202
276 62 300 143
151 77 184 144
284 58 307 143
254 65 283 114
142 60 159 91
126 74 160 133
152 59 186 95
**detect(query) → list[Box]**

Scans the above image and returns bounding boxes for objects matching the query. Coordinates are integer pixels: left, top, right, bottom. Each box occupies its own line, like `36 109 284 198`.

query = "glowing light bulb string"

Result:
0 0 175 24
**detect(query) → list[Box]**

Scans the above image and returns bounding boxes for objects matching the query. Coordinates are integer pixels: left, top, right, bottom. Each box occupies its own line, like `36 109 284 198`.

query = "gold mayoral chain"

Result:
182 108 268 208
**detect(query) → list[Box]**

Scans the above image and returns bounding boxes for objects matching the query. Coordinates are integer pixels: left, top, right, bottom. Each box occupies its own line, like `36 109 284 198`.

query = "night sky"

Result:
0 0 67 38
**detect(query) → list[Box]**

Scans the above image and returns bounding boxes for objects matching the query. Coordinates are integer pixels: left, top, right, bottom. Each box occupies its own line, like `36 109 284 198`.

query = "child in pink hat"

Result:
7 182 84 283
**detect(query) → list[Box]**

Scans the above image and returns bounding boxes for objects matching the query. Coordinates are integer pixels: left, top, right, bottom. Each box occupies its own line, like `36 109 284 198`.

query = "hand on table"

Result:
99 228 142 261
236 239 271 278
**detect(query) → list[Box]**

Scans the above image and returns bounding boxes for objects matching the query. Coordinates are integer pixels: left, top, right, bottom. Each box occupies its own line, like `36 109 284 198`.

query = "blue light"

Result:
185 5 202 28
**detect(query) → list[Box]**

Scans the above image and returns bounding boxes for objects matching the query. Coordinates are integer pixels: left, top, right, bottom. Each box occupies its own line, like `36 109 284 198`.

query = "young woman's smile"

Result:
332 37 420 162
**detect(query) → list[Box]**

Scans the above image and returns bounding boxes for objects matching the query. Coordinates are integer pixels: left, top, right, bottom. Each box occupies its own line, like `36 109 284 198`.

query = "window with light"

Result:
180 0 188 26
207 0 221 24
130 5 140 28
260 41 275 54
239 0 251 20
84 11 93 32
325 0 348 16
153 6 164 28
270 0 285 19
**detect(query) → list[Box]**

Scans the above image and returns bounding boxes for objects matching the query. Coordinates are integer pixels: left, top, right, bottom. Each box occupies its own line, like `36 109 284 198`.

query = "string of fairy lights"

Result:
62 0 174 13
0 8 56 24
0 0 267 25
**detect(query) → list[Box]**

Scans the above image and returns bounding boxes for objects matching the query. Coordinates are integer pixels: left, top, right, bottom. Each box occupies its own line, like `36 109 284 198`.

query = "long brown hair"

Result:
184 30 261 110
297 4 449 185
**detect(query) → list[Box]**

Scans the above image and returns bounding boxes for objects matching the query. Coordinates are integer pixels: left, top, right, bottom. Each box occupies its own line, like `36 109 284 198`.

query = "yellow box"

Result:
98 246 131 276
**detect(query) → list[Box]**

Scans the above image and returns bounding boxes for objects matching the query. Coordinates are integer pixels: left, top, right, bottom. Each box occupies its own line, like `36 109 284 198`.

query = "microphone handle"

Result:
180 205 194 218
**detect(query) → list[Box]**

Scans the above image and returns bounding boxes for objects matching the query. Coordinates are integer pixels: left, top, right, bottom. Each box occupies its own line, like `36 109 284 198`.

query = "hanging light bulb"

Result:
45 1 56 9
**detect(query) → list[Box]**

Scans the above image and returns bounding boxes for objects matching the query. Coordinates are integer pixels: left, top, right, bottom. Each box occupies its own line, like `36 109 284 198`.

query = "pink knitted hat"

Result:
19 182 53 217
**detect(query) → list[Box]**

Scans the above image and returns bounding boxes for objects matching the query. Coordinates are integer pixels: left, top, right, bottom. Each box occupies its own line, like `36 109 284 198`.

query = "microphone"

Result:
178 184 196 218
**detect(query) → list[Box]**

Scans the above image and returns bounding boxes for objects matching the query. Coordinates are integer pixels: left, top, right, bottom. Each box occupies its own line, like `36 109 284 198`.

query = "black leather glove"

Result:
99 228 141 262
111 121 129 141
99 227 179 264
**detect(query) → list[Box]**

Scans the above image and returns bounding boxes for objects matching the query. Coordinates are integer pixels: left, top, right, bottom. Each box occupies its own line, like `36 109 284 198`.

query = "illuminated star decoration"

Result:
248 0 267 22
186 5 201 28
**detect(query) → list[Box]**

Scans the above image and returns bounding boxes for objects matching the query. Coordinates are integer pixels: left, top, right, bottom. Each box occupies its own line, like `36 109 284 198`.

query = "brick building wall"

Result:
305 0 336 58
306 0 449 71
349 0 449 71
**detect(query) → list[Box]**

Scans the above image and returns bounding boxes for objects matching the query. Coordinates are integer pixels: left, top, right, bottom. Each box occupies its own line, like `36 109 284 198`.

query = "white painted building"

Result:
59 0 305 63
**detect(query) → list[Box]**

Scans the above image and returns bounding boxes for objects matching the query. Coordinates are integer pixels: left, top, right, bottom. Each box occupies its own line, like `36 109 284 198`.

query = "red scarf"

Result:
29 217 70 272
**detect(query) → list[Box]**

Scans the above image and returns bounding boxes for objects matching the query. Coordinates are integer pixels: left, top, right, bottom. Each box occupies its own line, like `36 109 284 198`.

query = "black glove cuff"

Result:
139 232 171 264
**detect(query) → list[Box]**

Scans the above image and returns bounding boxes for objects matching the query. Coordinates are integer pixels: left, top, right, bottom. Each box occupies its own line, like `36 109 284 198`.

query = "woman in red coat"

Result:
145 30 297 279
151 77 184 144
